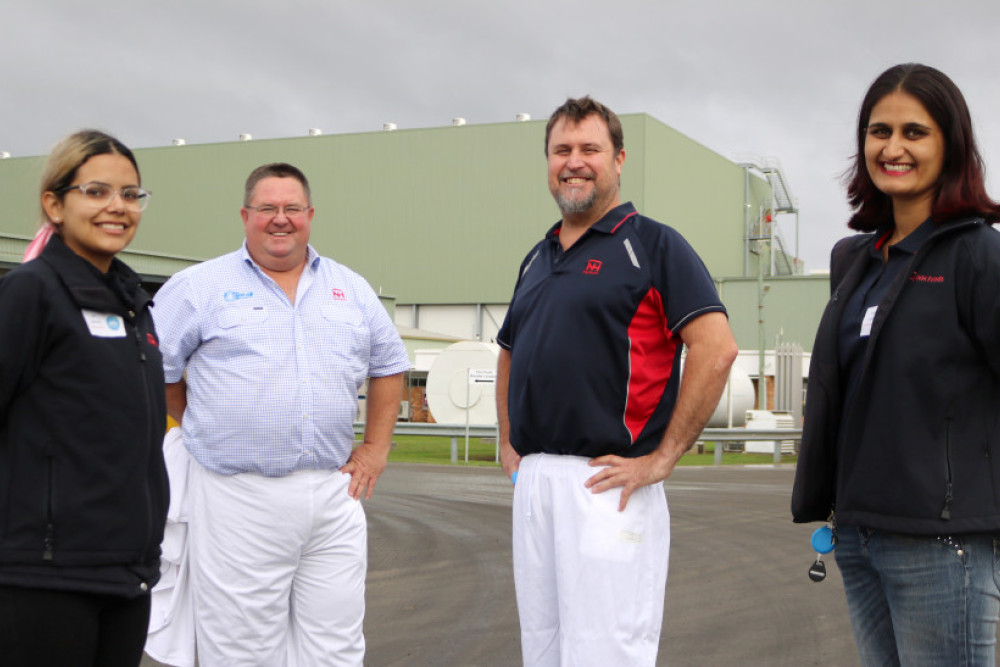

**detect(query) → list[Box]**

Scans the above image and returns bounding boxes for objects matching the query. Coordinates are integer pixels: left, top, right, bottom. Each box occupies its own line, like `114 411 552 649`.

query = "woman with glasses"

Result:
0 130 168 666
793 64 1000 665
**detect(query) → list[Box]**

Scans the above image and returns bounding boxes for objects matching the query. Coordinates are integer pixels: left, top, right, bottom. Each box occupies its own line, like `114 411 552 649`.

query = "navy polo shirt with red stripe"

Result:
497 202 726 458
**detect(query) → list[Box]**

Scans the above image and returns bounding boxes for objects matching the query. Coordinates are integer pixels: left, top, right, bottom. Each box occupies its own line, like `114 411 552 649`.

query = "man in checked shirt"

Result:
153 162 409 666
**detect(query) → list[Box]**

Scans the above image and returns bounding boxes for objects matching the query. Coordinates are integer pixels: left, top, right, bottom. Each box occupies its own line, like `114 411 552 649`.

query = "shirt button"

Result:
140 582 149 592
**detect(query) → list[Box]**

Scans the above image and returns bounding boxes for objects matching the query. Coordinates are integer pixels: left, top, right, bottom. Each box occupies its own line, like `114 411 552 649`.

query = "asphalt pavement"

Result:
144 463 864 666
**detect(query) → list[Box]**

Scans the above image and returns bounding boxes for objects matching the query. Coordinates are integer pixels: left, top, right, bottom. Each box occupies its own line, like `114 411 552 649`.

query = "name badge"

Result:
860 306 877 337
81 310 127 338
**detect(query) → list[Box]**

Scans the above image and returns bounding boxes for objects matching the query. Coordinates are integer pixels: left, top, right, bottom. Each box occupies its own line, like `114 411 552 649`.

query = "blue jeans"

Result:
835 526 1000 666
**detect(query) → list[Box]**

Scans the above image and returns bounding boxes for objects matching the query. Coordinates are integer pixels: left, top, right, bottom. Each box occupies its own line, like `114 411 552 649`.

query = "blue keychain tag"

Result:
808 525 835 582
811 525 835 554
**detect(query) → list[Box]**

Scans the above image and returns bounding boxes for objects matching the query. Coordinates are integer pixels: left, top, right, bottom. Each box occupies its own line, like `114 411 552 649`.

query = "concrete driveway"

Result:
145 463 861 666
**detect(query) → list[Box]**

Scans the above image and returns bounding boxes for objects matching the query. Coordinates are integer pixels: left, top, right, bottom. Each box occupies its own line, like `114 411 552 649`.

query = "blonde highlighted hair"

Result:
39 130 140 226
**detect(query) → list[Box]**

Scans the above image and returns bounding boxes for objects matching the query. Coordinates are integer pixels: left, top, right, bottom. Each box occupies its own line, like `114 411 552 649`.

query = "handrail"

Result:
355 423 801 465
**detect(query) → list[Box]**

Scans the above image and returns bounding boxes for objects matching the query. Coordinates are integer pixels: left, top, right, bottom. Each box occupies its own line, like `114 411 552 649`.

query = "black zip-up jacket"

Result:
0 235 168 597
793 217 1000 535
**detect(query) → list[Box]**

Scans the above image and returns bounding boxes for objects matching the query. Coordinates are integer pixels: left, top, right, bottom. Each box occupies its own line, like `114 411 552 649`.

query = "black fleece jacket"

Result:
0 235 167 597
793 217 1000 535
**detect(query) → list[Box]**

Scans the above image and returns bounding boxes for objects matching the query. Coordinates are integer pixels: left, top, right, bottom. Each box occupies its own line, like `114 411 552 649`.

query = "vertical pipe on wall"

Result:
757 244 768 410
743 166 751 277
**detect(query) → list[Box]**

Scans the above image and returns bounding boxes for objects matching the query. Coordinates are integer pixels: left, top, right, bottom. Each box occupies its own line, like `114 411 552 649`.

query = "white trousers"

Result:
189 463 367 667
512 454 670 667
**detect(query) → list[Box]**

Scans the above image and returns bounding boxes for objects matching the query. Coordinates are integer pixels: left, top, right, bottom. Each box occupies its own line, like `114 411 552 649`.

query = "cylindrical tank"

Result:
707 366 756 427
426 345 753 428
425 341 500 424
680 360 755 428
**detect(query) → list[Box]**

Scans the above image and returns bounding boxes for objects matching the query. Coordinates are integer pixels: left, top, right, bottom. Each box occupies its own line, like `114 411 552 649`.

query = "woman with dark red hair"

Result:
793 63 1000 665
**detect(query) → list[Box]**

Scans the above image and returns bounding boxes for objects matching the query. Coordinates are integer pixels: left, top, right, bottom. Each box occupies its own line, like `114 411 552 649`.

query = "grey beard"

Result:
556 189 596 216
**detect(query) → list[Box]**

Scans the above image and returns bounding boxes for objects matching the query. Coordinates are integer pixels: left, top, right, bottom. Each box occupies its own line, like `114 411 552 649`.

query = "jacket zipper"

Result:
43 453 54 561
131 309 156 561
941 418 954 520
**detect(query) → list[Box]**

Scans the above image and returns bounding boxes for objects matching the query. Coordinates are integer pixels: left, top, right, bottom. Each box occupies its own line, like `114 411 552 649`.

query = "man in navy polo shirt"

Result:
497 97 738 666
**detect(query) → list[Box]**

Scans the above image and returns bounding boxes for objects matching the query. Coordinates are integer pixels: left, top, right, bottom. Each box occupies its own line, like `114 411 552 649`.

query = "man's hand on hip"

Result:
585 449 678 512
340 441 391 501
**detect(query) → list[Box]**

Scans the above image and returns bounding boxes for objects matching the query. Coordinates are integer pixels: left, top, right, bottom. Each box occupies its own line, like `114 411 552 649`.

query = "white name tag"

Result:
860 306 877 337
81 310 127 338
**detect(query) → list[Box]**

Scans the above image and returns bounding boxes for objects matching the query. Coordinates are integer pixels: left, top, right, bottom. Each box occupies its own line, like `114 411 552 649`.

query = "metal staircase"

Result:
735 154 800 277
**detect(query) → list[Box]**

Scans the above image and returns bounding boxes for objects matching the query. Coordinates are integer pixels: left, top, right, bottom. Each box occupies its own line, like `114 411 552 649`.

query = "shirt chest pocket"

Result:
317 304 369 362
215 306 272 355
217 305 270 329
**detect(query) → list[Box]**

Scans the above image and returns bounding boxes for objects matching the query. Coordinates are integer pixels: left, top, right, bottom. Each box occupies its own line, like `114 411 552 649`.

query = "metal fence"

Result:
355 423 801 465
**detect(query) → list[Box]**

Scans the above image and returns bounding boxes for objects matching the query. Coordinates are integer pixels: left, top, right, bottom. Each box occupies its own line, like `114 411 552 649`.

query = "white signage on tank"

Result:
468 368 497 385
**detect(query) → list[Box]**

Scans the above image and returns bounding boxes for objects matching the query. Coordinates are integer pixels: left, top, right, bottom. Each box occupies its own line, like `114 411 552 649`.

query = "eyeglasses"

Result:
245 204 312 218
59 182 152 212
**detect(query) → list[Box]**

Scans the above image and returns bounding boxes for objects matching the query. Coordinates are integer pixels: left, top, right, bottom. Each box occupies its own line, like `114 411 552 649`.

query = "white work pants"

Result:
189 463 367 667
512 453 670 667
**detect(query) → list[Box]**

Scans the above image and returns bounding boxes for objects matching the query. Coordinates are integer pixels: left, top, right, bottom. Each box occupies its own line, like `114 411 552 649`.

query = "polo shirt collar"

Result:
872 216 936 256
544 201 638 241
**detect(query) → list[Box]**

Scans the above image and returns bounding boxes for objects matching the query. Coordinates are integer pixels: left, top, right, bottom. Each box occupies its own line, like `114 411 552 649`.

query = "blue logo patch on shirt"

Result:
106 315 121 330
224 290 254 302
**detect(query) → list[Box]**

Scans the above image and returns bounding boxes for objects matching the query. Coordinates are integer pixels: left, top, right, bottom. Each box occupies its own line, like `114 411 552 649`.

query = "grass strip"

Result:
369 435 797 467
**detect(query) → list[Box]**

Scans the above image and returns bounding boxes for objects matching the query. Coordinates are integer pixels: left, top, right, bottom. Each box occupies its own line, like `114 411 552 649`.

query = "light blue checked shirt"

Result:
153 243 410 476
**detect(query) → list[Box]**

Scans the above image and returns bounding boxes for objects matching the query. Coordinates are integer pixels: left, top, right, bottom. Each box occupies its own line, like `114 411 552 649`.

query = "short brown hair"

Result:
544 96 624 156
244 163 311 207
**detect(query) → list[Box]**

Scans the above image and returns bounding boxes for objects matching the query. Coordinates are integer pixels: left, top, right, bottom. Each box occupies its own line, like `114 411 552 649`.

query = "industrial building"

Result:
0 113 828 415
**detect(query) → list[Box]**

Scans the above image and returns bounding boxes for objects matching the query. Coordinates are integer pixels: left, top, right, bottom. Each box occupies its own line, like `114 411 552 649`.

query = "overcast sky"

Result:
2 0 998 271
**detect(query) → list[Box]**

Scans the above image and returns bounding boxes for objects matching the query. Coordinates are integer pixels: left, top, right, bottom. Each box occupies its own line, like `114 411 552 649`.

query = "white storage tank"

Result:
425 341 499 425
706 366 756 428
680 359 755 428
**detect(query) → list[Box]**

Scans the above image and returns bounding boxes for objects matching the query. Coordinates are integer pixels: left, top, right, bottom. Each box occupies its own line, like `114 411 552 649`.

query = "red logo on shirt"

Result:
332 288 347 301
583 259 602 275
146 332 159 347
909 272 944 283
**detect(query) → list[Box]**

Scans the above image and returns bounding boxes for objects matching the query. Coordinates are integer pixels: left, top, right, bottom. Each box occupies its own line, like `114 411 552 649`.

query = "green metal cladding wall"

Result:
638 116 751 277
1 116 834 349
139 121 556 302
0 114 760 302
718 275 830 352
